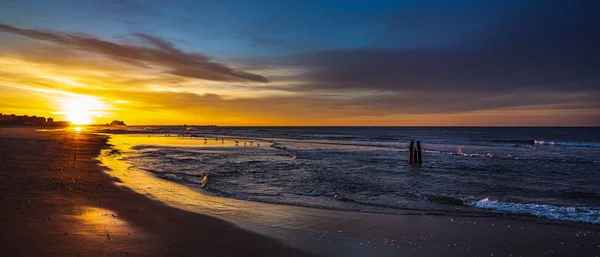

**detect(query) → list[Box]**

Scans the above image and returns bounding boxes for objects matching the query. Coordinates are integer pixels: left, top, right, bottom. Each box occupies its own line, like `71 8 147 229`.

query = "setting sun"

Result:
60 97 106 125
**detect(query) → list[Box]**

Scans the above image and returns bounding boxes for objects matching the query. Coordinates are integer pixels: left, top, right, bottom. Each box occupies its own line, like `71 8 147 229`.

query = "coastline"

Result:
100 133 600 257
0 128 318 257
1 127 599 257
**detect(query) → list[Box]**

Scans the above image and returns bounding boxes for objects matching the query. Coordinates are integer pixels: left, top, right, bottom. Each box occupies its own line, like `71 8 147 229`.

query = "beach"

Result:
1 127 600 257
0 128 318 257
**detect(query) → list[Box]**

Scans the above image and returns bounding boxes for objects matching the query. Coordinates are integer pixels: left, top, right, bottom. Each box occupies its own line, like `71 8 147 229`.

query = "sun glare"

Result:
60 97 105 125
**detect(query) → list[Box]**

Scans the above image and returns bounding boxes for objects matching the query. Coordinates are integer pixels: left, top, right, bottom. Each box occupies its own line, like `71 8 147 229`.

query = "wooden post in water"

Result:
408 140 414 164
412 147 418 164
416 141 422 164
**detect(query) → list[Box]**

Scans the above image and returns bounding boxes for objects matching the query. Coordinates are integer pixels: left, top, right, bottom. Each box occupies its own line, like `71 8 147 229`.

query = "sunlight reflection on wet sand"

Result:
99 135 302 226
97 134 363 249
72 206 134 239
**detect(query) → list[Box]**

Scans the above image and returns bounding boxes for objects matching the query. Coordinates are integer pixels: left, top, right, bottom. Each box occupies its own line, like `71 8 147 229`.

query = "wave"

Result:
424 138 600 148
420 138 600 149
97 126 600 150
489 139 535 145
469 198 600 224
270 143 298 159
426 195 465 206
421 139 514 147
331 195 445 213
555 190 600 200
424 149 517 160
534 140 600 148
421 139 538 147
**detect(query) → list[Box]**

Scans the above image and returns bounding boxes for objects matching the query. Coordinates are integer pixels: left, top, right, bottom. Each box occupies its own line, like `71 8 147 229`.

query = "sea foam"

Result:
534 140 600 148
470 198 600 224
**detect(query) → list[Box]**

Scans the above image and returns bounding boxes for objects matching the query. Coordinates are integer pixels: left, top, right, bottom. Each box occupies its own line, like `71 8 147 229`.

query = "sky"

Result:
0 0 599 126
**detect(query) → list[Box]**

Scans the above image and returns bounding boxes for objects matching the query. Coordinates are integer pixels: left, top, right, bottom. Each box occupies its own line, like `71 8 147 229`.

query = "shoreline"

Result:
1 127 599 256
101 131 600 256
102 133 599 226
0 128 319 257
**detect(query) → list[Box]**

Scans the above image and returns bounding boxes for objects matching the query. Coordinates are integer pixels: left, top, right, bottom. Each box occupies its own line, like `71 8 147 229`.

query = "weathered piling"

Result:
408 140 415 164
416 141 423 164
408 140 423 165
412 147 418 164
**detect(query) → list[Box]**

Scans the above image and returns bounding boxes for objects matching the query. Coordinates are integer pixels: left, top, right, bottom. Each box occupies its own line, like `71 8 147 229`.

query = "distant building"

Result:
0 113 13 124
109 120 126 126
30 116 46 125
0 113 46 125
48 121 71 127
0 112 69 127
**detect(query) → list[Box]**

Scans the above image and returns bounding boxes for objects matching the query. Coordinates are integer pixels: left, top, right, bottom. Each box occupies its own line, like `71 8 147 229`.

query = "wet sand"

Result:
0 128 318 257
1 128 600 257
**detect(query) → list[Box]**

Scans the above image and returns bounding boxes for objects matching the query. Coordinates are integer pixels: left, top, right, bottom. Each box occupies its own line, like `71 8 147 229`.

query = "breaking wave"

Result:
534 140 600 148
469 198 600 224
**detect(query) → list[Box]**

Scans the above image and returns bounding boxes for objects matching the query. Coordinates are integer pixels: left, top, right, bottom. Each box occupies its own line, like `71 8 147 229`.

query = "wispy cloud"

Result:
0 24 269 83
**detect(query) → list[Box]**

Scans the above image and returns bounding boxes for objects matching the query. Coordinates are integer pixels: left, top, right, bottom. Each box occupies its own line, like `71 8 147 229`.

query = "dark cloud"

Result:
343 91 600 115
248 1 600 117
270 0 600 95
0 24 268 83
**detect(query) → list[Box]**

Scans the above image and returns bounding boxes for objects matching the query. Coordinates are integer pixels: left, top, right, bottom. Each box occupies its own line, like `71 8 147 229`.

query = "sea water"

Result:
99 126 600 224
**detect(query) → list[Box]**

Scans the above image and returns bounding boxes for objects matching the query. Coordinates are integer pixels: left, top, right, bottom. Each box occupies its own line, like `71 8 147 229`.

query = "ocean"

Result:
98 126 600 224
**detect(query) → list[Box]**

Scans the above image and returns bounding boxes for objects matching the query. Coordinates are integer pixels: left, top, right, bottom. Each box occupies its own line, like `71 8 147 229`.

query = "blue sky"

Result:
0 0 522 56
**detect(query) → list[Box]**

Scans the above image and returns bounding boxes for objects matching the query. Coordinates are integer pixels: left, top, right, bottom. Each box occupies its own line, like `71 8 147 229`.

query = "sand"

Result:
1 127 599 257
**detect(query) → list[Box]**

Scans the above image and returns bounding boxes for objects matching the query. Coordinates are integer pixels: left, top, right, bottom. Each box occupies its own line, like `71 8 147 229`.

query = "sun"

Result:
60 97 105 125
